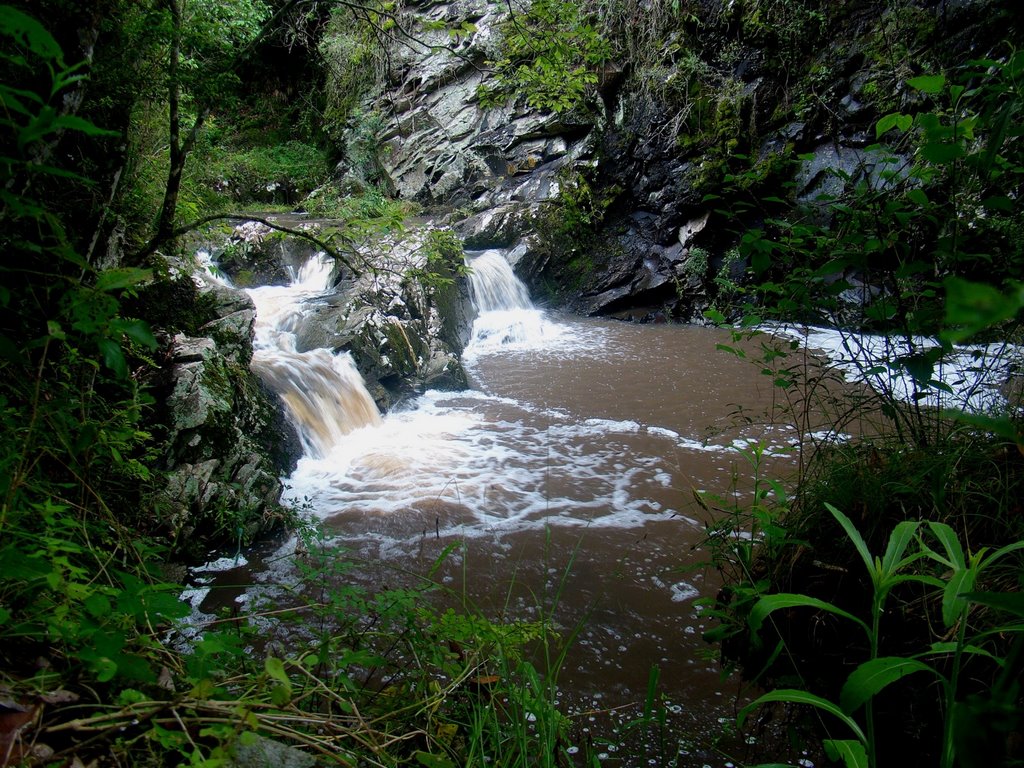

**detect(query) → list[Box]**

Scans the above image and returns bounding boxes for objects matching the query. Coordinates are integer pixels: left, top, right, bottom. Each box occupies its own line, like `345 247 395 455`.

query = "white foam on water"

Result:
670 582 700 603
279 387 723 540
463 250 609 361
768 323 1022 414
192 555 249 573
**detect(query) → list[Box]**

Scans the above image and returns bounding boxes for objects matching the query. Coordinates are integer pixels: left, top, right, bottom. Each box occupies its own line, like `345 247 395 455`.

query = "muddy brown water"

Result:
188 252 836 766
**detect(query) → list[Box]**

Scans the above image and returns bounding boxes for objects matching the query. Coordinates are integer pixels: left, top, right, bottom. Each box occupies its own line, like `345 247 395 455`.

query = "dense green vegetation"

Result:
0 3 534 765
1 0 1022 765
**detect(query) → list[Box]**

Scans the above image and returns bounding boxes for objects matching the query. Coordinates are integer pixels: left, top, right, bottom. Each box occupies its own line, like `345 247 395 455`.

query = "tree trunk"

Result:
155 0 182 243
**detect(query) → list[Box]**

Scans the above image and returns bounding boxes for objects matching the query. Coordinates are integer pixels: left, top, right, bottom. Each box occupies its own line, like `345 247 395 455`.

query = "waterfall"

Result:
245 253 382 459
465 249 563 355
467 249 532 312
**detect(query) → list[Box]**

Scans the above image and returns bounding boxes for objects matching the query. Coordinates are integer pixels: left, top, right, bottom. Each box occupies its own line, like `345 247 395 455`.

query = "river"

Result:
191 247 829 766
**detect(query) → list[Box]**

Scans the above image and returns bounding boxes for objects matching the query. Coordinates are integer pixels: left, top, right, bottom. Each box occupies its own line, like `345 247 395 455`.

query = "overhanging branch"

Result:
133 213 365 276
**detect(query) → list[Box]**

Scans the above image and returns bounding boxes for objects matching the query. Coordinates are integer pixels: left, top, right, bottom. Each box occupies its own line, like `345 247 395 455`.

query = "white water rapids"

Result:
246 256 381 459
186 244 1021 766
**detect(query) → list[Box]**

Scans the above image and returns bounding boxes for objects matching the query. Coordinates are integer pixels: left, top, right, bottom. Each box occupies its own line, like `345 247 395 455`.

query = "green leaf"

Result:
980 538 1024 569
942 567 976 627
919 141 966 163
960 591 1024 618
52 114 118 137
881 521 920 574
942 277 1024 342
824 739 869 768
840 657 937 713
825 503 874 579
93 656 118 683
414 752 456 768
116 318 157 350
98 338 127 379
981 195 1014 211
264 656 289 686
907 74 946 94
0 6 63 60
927 521 965 569
116 688 149 706
704 308 727 325
748 594 869 638
940 410 1021 443
738 689 867 745
929 641 1005 666
906 188 930 206
876 112 910 138
84 593 111 618
270 685 291 707
95 267 153 292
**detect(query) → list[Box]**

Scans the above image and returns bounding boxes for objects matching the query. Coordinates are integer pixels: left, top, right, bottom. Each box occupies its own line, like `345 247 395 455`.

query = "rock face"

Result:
378 0 588 212
149 268 299 559
357 0 1020 322
290 227 472 409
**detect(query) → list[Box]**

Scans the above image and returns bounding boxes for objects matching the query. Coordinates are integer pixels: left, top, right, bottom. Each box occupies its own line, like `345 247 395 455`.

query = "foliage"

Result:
0 0 183 725
738 504 1024 768
303 182 415 225
859 2 939 113
738 0 827 71
183 136 330 209
708 50 1024 448
700 46 1024 768
478 0 612 114
692 441 794 658
319 10 386 143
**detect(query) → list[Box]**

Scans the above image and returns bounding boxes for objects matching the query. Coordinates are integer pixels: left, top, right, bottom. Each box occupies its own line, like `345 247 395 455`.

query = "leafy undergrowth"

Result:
1 531 593 767
694 36 1024 768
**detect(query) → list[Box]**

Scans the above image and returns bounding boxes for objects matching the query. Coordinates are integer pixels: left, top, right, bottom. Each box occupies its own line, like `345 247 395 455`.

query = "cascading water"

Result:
193 244 800 762
464 249 567 355
208 252 382 460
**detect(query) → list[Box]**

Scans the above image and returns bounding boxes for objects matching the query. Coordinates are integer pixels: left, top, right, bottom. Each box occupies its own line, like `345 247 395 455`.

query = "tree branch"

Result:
133 214 365 277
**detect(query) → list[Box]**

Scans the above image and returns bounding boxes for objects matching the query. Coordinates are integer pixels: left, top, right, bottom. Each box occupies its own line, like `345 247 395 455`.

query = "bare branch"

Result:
133 213 365 276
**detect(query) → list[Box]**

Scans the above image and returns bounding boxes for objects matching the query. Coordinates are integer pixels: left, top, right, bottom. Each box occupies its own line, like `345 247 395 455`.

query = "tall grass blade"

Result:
840 656 939 713
738 689 868 744
748 593 870 639
824 738 869 768
825 503 874 578
961 591 1024 618
942 567 977 628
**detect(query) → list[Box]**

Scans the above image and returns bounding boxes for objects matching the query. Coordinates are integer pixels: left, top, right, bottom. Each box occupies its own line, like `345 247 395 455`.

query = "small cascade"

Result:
465 249 564 355
468 249 532 312
195 249 235 288
245 253 382 459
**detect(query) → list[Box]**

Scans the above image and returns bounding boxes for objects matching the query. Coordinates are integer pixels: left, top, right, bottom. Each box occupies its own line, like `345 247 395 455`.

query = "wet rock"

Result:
795 143 909 208
228 734 317 768
291 229 471 409
156 276 298 558
456 203 536 249
678 212 710 249
373 0 598 210
200 308 256 365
